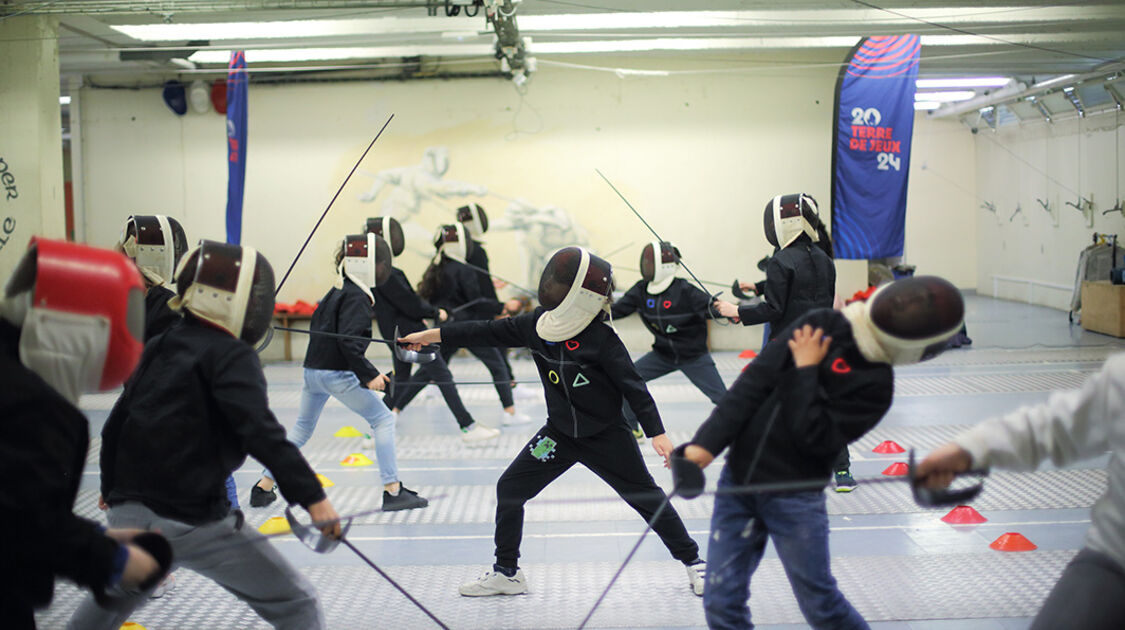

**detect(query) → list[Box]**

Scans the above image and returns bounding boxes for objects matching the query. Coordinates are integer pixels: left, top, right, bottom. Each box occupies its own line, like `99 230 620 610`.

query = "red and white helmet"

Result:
1 237 145 401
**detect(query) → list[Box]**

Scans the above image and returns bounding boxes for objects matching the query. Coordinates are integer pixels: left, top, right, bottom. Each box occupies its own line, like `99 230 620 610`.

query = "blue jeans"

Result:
264 369 398 485
623 351 727 431
704 465 868 630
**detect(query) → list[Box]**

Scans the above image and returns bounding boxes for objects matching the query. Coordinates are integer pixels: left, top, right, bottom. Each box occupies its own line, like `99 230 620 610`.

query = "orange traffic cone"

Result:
739 349 758 359
872 440 905 454
990 532 1037 551
882 462 909 476
941 505 987 524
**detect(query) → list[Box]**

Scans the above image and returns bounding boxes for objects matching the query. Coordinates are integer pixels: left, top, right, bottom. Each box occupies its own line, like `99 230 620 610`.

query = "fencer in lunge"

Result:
400 246 707 598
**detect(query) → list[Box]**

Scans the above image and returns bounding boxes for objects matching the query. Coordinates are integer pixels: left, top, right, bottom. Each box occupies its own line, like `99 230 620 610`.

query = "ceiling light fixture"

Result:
914 101 941 111
916 77 1009 89
914 90 977 102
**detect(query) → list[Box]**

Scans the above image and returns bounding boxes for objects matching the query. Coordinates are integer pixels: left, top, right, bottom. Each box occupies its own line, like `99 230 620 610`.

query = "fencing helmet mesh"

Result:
842 275 964 365
535 247 615 342
764 193 820 249
433 223 472 262
457 203 489 238
0 237 145 403
170 240 276 346
118 215 188 287
640 240 680 295
341 232 393 290
364 216 405 258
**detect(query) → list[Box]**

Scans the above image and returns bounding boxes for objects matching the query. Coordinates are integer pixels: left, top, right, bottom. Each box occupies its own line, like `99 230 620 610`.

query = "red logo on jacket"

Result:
831 358 851 374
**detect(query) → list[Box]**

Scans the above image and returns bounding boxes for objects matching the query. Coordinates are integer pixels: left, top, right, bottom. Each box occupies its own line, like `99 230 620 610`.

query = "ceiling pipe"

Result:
929 60 1125 119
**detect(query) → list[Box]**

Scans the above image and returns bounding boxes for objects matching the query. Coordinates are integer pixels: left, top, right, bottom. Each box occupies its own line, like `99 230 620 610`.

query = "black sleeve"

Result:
610 281 643 319
738 258 788 326
211 346 327 508
600 333 665 437
337 290 381 383
99 393 129 499
779 364 893 457
442 311 533 348
475 248 501 302
691 335 790 456
458 264 503 319
382 272 438 322
685 283 721 319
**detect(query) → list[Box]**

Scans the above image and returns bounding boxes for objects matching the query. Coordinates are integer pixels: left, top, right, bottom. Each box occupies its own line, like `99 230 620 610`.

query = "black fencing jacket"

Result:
373 266 440 339
611 278 719 362
739 236 835 340
0 322 120 610
442 308 666 438
430 256 503 323
144 285 181 342
692 309 893 487
101 316 326 524
466 238 501 315
304 278 381 383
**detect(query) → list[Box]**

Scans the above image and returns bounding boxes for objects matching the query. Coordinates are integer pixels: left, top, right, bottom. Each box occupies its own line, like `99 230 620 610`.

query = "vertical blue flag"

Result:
225 51 248 245
831 35 920 259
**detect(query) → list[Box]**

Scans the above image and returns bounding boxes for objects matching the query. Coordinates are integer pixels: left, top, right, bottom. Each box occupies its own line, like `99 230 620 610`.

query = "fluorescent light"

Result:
916 77 1009 89
530 36 861 54
914 101 941 111
915 90 976 102
189 44 493 63
112 17 478 41
59 95 71 105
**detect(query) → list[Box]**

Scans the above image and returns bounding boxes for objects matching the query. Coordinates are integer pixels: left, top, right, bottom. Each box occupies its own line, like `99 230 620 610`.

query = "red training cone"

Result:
990 532 1037 552
882 462 909 476
872 440 906 454
739 349 758 359
941 505 988 525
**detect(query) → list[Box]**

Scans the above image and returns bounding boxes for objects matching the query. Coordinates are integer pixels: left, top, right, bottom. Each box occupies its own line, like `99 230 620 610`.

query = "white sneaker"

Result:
502 410 533 426
685 561 706 596
361 436 375 451
150 572 176 599
461 423 501 446
513 384 539 400
459 569 528 596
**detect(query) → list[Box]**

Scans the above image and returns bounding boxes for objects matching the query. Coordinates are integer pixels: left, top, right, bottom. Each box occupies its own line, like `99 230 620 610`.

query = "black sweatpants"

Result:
493 422 700 568
439 344 515 409
385 352 475 430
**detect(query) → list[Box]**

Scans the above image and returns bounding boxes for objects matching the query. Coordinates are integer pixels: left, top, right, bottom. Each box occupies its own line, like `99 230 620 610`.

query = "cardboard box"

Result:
1081 281 1125 337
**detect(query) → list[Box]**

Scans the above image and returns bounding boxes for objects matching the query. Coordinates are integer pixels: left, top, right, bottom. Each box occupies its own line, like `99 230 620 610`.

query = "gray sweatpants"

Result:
67 502 323 630
1030 547 1125 630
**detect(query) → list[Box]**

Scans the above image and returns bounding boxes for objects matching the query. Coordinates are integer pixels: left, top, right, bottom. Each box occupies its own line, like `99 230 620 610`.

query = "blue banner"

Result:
831 35 920 259
225 51 247 245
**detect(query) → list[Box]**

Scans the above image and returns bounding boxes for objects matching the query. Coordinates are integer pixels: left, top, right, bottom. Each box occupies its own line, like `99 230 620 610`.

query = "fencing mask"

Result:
364 216 405 258
0 238 145 403
457 203 489 238
535 246 615 342
117 214 188 287
433 223 472 263
640 240 680 295
764 193 820 249
169 240 276 346
842 275 964 366
342 233 393 292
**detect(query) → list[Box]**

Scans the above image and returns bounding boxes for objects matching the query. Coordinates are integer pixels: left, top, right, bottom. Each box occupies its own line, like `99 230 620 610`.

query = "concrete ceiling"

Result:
2 1 1122 83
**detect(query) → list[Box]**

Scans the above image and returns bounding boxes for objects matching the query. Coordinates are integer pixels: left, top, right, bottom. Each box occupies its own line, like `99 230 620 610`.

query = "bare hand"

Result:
98 495 108 511
738 282 756 293
307 498 342 539
367 373 389 391
915 442 974 489
788 324 832 368
399 328 440 351
651 434 674 468
504 298 523 316
714 300 740 320
120 544 160 588
683 444 715 469
437 308 449 323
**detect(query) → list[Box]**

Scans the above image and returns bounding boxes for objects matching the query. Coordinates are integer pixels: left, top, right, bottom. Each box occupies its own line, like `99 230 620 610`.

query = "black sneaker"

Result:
383 485 429 511
834 469 857 493
250 485 277 507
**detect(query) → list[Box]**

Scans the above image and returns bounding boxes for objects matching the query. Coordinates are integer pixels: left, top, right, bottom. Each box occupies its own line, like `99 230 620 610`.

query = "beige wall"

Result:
0 16 64 280
77 58 977 357
974 112 1125 310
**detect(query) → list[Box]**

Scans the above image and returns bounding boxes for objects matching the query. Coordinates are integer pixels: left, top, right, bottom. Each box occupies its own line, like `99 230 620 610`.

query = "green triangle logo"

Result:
572 373 590 388
665 324 678 333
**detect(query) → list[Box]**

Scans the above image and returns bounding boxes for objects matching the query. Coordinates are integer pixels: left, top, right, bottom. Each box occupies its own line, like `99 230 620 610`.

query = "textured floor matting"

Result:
39 551 1073 629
